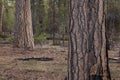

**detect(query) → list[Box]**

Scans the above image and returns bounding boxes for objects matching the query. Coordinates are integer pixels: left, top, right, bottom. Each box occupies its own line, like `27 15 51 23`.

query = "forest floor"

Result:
0 44 119 80
0 44 67 80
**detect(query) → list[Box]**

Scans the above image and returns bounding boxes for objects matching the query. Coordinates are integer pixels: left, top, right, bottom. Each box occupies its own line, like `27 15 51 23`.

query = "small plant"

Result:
0 33 7 42
6 36 14 43
64 35 69 41
0 37 4 42
34 33 47 44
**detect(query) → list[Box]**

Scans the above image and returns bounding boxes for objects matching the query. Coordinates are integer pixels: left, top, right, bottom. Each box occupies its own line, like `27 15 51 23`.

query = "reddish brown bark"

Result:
14 0 34 49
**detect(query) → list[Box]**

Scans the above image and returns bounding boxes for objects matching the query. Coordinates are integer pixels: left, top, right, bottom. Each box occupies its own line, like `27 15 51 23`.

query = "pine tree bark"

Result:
0 0 4 33
68 0 111 80
14 0 34 49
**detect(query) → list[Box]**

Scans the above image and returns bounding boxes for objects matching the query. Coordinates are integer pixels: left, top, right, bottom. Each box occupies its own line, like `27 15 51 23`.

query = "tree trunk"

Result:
48 0 59 45
0 0 4 33
37 0 45 33
31 0 37 34
14 0 34 49
68 0 111 80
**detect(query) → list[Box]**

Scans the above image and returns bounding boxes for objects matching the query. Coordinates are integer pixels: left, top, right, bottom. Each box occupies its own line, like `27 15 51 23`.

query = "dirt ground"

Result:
0 44 120 80
0 44 67 80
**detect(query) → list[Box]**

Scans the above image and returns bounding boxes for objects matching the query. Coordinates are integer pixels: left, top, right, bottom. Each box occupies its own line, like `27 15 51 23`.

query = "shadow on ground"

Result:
17 57 54 61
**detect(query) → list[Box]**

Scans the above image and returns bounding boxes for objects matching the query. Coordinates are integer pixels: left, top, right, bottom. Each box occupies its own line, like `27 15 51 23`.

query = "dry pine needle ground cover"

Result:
0 44 119 80
0 44 67 80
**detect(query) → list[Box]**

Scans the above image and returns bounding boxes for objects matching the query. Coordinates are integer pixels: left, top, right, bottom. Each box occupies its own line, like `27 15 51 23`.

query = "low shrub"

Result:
34 33 47 44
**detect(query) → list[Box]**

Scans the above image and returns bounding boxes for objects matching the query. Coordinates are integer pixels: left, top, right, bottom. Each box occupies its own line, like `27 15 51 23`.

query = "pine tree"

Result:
68 0 111 80
14 0 34 49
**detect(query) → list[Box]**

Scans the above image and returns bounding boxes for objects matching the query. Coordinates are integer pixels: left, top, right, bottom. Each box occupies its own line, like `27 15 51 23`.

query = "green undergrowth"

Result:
0 78 6 80
0 33 14 44
0 37 4 42
115 25 120 32
6 36 14 43
34 33 48 44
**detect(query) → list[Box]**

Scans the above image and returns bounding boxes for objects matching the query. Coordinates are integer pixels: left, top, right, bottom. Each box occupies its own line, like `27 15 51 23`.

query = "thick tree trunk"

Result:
0 0 4 33
68 0 111 80
14 0 34 49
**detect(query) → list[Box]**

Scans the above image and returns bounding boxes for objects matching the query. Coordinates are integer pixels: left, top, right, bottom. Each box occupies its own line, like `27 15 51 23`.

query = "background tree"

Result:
106 0 120 50
31 0 45 35
68 0 111 80
14 0 34 49
48 0 59 45
48 0 68 45
0 0 68 47
0 0 4 33
3 0 15 35
31 0 68 45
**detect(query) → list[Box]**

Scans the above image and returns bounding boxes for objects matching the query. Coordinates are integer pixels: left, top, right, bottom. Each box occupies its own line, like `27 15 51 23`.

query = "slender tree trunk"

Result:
14 0 34 49
0 0 4 33
37 0 45 33
62 33 65 46
53 33 55 45
48 0 60 45
31 0 36 34
62 0 67 46
68 0 111 80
